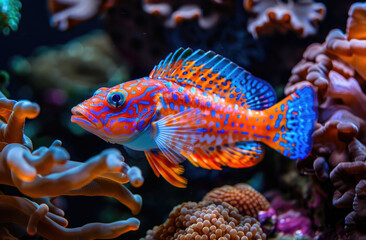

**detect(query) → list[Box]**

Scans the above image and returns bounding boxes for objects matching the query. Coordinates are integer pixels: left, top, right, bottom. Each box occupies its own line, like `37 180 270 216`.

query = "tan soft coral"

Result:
0 195 140 240
0 97 144 239
244 0 326 38
143 200 266 240
203 183 270 219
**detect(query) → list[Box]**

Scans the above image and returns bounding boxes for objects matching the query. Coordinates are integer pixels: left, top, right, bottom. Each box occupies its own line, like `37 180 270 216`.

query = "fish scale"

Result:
71 48 317 188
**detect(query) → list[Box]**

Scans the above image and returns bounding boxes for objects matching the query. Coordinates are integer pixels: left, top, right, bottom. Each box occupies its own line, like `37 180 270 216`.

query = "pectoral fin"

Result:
152 109 203 165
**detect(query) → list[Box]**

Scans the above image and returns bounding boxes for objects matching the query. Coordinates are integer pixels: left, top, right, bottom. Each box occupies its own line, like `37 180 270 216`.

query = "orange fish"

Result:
71 48 317 187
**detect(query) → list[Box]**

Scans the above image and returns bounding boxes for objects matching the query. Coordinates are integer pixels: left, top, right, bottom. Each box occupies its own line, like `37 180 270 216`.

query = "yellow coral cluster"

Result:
203 183 270 219
143 200 266 240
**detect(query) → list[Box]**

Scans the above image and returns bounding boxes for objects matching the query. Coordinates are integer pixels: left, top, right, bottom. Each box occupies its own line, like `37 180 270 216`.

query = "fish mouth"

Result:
71 106 102 129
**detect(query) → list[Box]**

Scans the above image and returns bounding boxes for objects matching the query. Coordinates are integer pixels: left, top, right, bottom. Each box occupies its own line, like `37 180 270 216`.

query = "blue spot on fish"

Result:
273 133 280 142
211 110 216 117
173 93 178 101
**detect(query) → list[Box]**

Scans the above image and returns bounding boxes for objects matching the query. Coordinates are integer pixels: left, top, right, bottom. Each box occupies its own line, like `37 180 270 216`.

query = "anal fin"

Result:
184 142 264 169
145 150 187 188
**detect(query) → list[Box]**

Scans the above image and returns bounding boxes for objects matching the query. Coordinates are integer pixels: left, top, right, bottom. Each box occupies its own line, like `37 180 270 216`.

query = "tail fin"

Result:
263 86 317 160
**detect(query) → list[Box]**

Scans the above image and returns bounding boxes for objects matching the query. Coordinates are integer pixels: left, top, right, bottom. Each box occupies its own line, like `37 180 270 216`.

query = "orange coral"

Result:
203 183 270 219
244 0 326 38
143 200 266 240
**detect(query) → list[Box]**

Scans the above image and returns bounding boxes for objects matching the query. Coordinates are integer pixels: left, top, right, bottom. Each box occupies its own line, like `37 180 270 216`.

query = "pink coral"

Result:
244 0 326 38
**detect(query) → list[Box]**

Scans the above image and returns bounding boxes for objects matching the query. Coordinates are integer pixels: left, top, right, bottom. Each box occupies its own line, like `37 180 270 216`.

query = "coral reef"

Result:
0 97 144 239
203 183 270 219
244 0 326 38
143 200 266 240
0 0 21 35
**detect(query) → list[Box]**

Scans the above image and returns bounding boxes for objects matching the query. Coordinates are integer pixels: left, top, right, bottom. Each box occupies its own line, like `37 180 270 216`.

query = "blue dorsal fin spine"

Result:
149 48 277 110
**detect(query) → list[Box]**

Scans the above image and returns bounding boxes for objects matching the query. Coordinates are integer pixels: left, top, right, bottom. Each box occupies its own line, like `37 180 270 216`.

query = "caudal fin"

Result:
263 86 317 160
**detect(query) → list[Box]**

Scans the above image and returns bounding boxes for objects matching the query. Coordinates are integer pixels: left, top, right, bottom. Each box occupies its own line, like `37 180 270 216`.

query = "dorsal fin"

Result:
149 48 277 110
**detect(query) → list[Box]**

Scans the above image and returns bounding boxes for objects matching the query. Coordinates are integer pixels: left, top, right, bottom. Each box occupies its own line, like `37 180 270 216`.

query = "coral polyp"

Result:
143 200 266 240
203 183 270 219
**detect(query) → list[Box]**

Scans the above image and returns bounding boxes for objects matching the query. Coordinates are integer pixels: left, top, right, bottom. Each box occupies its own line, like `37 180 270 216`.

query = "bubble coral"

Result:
244 0 326 38
0 97 144 239
0 0 21 35
203 183 270 219
143 200 267 240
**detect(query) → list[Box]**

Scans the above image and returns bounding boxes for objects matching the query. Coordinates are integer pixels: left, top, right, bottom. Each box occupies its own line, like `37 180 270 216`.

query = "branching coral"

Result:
142 0 232 29
143 200 266 240
203 183 270 219
0 0 21 35
0 97 144 239
244 0 326 38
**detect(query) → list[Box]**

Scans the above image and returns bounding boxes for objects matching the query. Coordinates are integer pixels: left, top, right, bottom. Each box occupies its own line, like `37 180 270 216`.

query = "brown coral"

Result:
203 183 270 219
143 200 266 240
244 0 326 38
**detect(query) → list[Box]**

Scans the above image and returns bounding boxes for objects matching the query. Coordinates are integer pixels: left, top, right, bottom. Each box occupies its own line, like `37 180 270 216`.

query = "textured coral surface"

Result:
143 200 266 240
203 183 270 219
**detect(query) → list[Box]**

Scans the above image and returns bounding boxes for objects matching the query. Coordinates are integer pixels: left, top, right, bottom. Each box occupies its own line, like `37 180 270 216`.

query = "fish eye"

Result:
107 90 125 109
